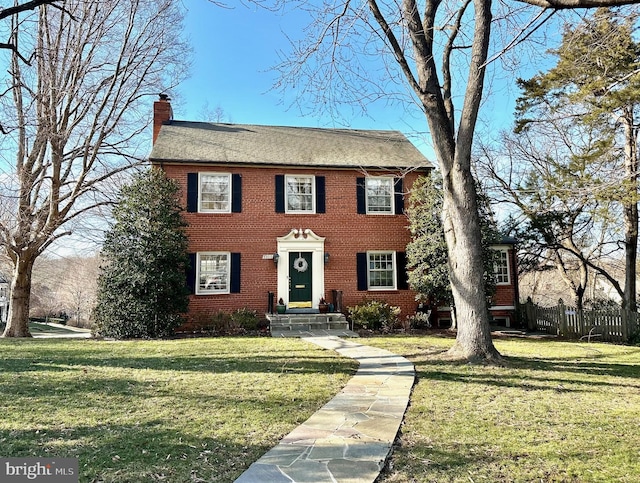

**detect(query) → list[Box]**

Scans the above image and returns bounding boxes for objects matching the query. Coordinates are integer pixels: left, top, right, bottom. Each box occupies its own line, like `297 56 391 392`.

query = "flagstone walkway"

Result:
235 336 415 483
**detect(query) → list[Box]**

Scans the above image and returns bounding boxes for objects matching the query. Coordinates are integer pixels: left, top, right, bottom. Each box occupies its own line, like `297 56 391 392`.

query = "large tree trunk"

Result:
622 111 638 311
2 253 36 337
423 0 500 362
442 163 501 362
623 208 637 310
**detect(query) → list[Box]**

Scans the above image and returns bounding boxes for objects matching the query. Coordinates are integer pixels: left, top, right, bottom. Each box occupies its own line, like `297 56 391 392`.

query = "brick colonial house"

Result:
149 96 520 329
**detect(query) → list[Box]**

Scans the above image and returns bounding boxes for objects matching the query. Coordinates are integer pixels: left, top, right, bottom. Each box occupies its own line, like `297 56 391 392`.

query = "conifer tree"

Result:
516 8 640 310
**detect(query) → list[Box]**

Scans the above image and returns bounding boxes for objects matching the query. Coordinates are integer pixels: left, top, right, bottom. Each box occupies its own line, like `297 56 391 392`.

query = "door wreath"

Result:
293 256 308 272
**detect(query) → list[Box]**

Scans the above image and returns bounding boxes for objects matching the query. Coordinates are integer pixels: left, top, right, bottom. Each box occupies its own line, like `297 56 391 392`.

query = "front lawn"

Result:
1 335 639 482
364 336 640 482
0 338 357 482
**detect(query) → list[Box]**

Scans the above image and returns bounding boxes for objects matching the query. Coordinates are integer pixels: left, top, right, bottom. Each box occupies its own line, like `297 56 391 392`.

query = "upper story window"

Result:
357 176 403 215
196 252 230 295
286 175 315 213
199 173 231 213
366 177 394 214
187 173 241 214
494 249 510 285
275 175 325 214
368 251 397 290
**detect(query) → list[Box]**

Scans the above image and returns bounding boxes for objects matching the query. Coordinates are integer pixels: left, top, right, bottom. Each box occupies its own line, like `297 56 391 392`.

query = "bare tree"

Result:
198 102 233 123
274 0 640 361
0 0 190 337
28 254 99 326
63 257 99 327
0 1 63 64
478 125 624 309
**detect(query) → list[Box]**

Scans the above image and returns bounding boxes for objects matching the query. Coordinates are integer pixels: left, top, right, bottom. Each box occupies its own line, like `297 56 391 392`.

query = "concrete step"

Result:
270 328 359 338
266 313 351 334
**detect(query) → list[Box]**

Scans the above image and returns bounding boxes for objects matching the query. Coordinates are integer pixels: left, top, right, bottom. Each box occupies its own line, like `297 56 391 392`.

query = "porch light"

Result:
273 253 280 265
324 252 330 264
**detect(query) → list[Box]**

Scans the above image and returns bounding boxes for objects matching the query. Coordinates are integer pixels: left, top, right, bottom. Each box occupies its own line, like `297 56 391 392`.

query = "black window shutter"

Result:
187 173 198 213
396 251 409 290
316 176 326 213
356 178 366 214
186 253 196 294
232 174 242 213
230 253 241 293
356 252 368 291
394 177 404 214
275 175 285 213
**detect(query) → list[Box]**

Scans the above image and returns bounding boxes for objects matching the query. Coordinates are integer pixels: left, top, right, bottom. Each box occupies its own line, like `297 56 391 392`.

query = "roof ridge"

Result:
168 120 404 135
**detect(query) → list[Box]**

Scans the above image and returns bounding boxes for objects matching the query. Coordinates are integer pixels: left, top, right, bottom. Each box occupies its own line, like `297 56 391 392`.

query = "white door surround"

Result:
276 229 325 307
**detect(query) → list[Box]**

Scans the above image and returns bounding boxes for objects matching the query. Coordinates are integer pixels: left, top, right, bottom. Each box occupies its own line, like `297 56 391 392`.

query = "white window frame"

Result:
285 175 315 213
493 249 511 285
198 173 231 213
367 251 397 290
365 177 394 215
196 252 230 295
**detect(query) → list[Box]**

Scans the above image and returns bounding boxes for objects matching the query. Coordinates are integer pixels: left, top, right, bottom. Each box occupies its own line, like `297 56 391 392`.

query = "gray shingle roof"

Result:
150 121 433 169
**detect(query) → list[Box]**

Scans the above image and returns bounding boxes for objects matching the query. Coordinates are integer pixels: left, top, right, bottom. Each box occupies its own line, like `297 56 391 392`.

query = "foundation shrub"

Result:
231 308 259 331
348 299 400 331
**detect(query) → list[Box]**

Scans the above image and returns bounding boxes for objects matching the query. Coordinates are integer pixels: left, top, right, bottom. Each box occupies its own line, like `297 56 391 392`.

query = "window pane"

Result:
199 253 229 292
286 176 313 212
494 251 509 284
200 174 230 212
366 178 393 213
368 252 395 288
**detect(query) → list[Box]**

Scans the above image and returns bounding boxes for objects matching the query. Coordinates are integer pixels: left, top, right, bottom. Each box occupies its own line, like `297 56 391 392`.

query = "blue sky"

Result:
173 2 533 164
176 3 297 126
173 2 561 164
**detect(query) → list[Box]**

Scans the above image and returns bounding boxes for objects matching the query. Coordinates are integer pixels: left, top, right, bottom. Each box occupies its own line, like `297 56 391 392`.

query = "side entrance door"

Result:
289 252 313 307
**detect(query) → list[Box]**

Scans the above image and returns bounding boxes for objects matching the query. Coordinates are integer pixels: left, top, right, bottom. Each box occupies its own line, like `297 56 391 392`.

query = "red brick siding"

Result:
153 99 172 144
493 285 516 307
158 163 422 326
435 247 519 327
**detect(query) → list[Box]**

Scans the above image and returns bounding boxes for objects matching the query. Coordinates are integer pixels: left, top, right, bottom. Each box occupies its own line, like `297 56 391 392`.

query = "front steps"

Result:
267 312 358 338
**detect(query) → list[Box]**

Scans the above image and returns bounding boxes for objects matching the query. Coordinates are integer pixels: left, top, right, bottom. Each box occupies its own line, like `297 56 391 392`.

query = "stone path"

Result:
30 323 92 338
235 336 415 483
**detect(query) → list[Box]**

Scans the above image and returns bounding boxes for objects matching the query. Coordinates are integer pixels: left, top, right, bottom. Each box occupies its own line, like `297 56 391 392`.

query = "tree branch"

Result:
516 0 640 9
0 41 32 64
0 0 58 21
367 0 422 96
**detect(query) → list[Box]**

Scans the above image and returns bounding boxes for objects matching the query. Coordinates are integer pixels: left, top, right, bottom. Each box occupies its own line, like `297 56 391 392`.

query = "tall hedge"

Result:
93 168 189 338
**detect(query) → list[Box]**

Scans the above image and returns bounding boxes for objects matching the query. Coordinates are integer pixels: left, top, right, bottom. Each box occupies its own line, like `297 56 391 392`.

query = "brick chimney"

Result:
153 93 173 144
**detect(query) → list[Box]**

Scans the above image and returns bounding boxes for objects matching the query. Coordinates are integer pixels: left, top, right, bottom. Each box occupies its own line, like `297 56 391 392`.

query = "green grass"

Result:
2 335 640 482
28 322 85 334
0 337 357 482
363 335 640 483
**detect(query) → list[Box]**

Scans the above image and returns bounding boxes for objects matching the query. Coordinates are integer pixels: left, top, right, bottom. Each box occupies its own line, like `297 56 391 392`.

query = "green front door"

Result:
289 252 312 307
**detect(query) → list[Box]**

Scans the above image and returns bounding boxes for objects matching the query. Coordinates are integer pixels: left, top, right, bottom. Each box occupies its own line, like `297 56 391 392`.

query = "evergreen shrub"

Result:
348 299 400 331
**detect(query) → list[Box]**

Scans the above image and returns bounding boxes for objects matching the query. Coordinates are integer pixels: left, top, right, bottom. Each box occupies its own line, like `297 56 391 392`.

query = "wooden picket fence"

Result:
520 299 640 344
